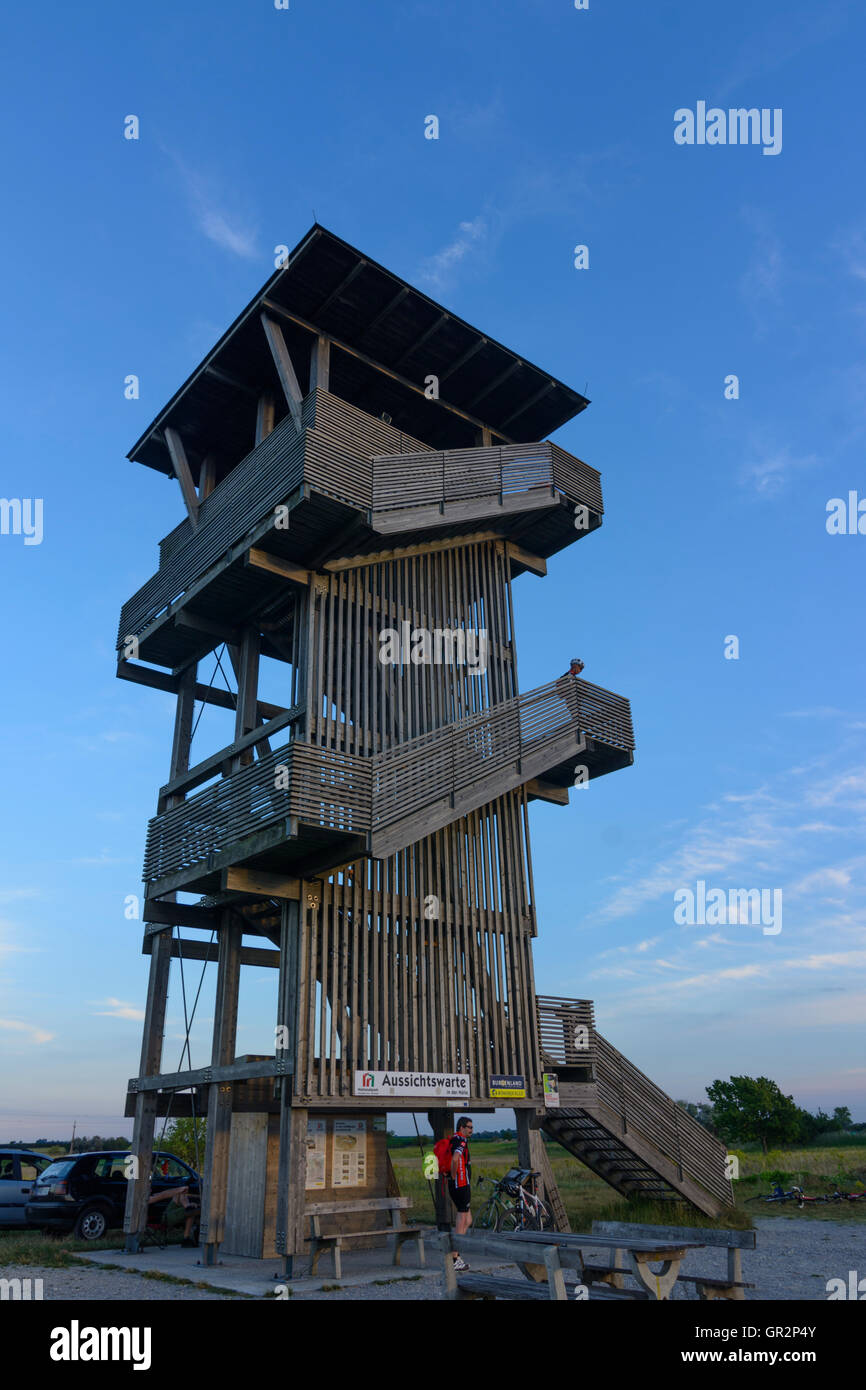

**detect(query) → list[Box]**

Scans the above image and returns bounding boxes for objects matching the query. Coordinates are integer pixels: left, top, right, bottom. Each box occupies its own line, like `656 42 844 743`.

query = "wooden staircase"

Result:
536 998 733 1218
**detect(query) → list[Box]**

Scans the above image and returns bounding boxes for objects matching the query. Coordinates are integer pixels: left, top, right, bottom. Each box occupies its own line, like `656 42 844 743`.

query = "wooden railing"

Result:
143 676 633 885
118 391 602 649
118 392 429 647
536 996 597 1069
143 742 371 884
593 1031 732 1205
371 440 603 516
371 677 633 830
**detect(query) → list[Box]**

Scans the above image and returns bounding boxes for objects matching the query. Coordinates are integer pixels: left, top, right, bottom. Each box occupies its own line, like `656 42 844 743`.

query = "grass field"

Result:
389 1139 866 1230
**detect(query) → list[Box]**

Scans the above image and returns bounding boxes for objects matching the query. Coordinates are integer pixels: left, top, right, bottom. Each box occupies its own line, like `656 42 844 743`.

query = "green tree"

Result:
156 1117 207 1170
706 1076 802 1153
832 1106 852 1131
676 1100 715 1130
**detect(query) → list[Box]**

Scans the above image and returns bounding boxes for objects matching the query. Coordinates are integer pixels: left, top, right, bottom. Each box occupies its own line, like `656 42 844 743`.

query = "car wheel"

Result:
74 1205 108 1240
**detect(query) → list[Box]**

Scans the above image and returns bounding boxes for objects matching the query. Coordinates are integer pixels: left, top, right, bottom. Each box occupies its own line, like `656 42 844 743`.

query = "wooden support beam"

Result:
175 611 241 644
391 311 449 370
255 392 275 445
276 898 306 1274
246 548 310 585
198 454 217 502
124 664 197 1252
129 1056 290 1094
323 530 502 573
222 867 306 900
201 915 242 1261
525 779 568 806
505 542 547 577
142 935 279 968
233 628 260 752
116 659 289 723
143 901 220 932
261 314 304 433
260 298 517 443
359 286 409 340
312 259 366 316
204 364 258 397
309 336 330 393
164 427 200 528
501 380 556 430
157 703 303 803
467 360 521 410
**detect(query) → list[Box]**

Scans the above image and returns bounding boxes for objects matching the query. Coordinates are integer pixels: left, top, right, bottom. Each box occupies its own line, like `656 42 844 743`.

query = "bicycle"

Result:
475 1168 553 1232
745 1183 806 1208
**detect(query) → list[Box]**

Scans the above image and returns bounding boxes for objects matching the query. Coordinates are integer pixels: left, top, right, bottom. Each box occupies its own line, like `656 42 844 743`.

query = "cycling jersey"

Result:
450 1133 471 1187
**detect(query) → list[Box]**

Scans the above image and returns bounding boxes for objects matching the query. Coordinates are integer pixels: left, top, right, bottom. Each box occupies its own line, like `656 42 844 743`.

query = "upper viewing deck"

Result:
117 224 603 671
117 388 603 669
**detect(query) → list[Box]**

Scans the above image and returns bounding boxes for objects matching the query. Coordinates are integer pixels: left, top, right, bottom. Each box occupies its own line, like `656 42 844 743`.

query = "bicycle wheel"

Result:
475 1198 499 1231
535 1202 554 1232
496 1206 519 1233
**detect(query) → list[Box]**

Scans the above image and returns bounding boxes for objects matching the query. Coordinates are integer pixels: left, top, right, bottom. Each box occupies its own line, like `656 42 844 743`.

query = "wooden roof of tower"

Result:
127 224 590 481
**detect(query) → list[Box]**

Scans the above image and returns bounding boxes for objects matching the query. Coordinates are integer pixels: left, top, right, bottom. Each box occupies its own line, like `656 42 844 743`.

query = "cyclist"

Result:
449 1116 474 1264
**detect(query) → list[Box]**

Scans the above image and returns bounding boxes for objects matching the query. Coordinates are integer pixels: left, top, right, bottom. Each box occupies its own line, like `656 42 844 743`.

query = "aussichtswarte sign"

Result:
353 1070 470 1099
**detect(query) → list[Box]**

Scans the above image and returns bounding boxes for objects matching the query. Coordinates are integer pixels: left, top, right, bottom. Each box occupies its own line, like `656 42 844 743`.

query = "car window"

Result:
153 1156 191 1181
93 1156 130 1180
20 1158 51 1181
38 1159 77 1181
0 1156 14 1180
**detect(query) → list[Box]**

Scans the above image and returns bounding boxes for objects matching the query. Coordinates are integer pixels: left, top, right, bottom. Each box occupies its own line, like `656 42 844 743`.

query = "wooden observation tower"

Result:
119 226 731 1267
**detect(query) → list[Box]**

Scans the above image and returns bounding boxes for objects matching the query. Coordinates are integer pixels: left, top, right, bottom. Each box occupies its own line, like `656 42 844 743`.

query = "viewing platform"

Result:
142 675 633 897
116 389 602 671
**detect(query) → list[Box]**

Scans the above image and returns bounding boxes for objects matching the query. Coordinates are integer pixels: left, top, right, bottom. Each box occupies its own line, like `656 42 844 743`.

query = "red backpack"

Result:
433 1136 453 1175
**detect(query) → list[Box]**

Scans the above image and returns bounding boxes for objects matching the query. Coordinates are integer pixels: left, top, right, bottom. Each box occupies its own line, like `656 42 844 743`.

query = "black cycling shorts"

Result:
448 1179 471 1214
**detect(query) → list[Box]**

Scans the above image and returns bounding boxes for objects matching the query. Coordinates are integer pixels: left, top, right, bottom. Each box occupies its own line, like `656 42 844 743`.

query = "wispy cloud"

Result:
0 1018 54 1045
91 998 145 1022
718 1 850 98
738 438 820 497
170 154 259 260
417 218 487 293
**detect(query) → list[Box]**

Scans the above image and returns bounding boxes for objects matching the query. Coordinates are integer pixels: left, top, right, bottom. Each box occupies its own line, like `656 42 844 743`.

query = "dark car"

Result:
0 1147 54 1227
25 1150 201 1240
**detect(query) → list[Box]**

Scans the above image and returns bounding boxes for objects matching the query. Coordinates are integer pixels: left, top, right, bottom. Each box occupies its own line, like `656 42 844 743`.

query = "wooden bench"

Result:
591 1221 756 1301
306 1197 424 1279
440 1232 648 1301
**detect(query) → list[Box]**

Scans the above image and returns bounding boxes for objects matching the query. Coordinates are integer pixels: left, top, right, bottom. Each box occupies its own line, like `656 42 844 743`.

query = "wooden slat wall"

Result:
295 788 537 1100
305 539 517 753
118 391 430 646
371 441 603 516
536 996 597 1067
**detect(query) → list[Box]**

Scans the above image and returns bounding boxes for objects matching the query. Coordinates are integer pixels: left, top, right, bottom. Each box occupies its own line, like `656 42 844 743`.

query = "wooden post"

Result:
515 1106 570 1230
164 427 199 528
200 914 242 1264
261 315 304 433
198 454 217 502
275 897 306 1276
122 935 171 1251
124 664 197 1251
231 628 260 769
255 392 275 445
309 336 330 393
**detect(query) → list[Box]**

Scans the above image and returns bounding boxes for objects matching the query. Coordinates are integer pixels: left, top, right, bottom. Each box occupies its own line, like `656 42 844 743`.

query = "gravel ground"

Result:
2 1217 861 1300
0 1264 247 1301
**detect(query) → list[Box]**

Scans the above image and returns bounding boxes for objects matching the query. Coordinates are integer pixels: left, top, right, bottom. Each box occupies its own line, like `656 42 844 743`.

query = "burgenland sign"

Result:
353 1070 470 1099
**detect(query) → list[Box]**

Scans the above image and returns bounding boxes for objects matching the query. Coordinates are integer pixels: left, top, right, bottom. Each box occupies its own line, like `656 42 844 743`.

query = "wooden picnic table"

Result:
504 1230 705 1300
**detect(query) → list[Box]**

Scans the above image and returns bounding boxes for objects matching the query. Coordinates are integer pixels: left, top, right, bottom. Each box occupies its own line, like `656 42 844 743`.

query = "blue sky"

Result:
1 0 865 1140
